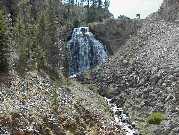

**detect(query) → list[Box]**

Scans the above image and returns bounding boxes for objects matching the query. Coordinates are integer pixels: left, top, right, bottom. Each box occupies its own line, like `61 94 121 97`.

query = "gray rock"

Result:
92 19 179 134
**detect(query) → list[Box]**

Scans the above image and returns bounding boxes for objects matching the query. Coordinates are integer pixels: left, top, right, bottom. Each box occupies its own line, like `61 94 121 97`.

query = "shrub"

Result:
147 112 165 125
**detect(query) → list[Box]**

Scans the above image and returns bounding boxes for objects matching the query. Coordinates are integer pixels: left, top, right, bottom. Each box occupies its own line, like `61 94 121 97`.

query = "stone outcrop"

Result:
89 19 143 54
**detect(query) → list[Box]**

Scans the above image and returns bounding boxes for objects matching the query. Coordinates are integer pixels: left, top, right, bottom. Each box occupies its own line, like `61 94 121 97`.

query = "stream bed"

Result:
106 98 140 135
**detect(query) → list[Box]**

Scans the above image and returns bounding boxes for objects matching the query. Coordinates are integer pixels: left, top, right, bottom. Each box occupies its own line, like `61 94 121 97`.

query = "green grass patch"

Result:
147 112 165 125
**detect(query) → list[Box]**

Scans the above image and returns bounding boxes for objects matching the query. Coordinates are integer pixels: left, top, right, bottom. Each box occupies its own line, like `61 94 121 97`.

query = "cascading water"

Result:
67 27 139 135
67 27 108 76
106 98 140 135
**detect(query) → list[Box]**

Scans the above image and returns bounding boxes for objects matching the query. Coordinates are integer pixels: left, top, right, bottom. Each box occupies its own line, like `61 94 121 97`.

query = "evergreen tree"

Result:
0 9 8 72
85 0 111 23
97 0 103 8
104 0 110 9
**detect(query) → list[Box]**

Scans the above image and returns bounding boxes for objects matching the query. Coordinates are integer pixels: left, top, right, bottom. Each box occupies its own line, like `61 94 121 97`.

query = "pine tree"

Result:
85 0 111 23
97 0 103 8
0 9 8 72
104 0 110 9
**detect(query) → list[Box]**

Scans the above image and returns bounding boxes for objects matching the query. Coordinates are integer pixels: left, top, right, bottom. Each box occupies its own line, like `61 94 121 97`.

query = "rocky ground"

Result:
158 0 179 22
1 0 179 135
0 71 124 135
90 19 179 135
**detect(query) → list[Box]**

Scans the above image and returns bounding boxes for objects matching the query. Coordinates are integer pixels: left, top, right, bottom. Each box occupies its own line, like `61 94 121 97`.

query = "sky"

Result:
109 0 163 19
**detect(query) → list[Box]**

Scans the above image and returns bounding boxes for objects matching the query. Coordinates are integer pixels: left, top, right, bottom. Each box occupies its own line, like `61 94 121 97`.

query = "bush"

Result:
147 112 165 125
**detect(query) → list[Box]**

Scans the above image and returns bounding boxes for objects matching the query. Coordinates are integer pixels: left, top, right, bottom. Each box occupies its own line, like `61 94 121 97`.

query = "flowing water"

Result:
106 98 140 135
67 27 139 135
67 27 108 76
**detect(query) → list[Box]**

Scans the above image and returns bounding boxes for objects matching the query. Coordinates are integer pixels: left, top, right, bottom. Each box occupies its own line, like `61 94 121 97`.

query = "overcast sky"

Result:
109 0 163 19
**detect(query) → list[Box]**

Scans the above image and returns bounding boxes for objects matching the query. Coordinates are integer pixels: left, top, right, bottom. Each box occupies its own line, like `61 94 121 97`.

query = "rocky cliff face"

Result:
153 0 179 22
89 19 143 54
91 19 179 134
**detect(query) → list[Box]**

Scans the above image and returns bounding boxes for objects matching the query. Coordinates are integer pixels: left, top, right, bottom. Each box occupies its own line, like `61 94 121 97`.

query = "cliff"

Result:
89 18 143 54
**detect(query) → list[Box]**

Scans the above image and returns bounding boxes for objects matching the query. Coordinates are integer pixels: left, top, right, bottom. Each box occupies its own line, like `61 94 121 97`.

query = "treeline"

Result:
64 0 112 25
64 0 109 7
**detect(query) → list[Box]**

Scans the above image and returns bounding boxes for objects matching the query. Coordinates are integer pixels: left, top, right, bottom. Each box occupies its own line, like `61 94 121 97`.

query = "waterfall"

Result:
67 27 108 76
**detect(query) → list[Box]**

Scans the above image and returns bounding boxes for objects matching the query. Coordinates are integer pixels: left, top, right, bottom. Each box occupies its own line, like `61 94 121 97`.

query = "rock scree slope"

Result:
0 71 124 135
158 0 179 22
92 19 179 135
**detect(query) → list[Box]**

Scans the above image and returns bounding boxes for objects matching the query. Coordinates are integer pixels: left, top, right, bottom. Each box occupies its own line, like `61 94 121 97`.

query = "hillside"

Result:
0 0 124 135
92 16 179 135
1 0 179 135
0 71 123 134
159 0 179 22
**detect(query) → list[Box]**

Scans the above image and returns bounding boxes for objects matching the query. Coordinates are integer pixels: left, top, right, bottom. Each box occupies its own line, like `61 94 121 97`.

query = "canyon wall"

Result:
89 19 143 54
